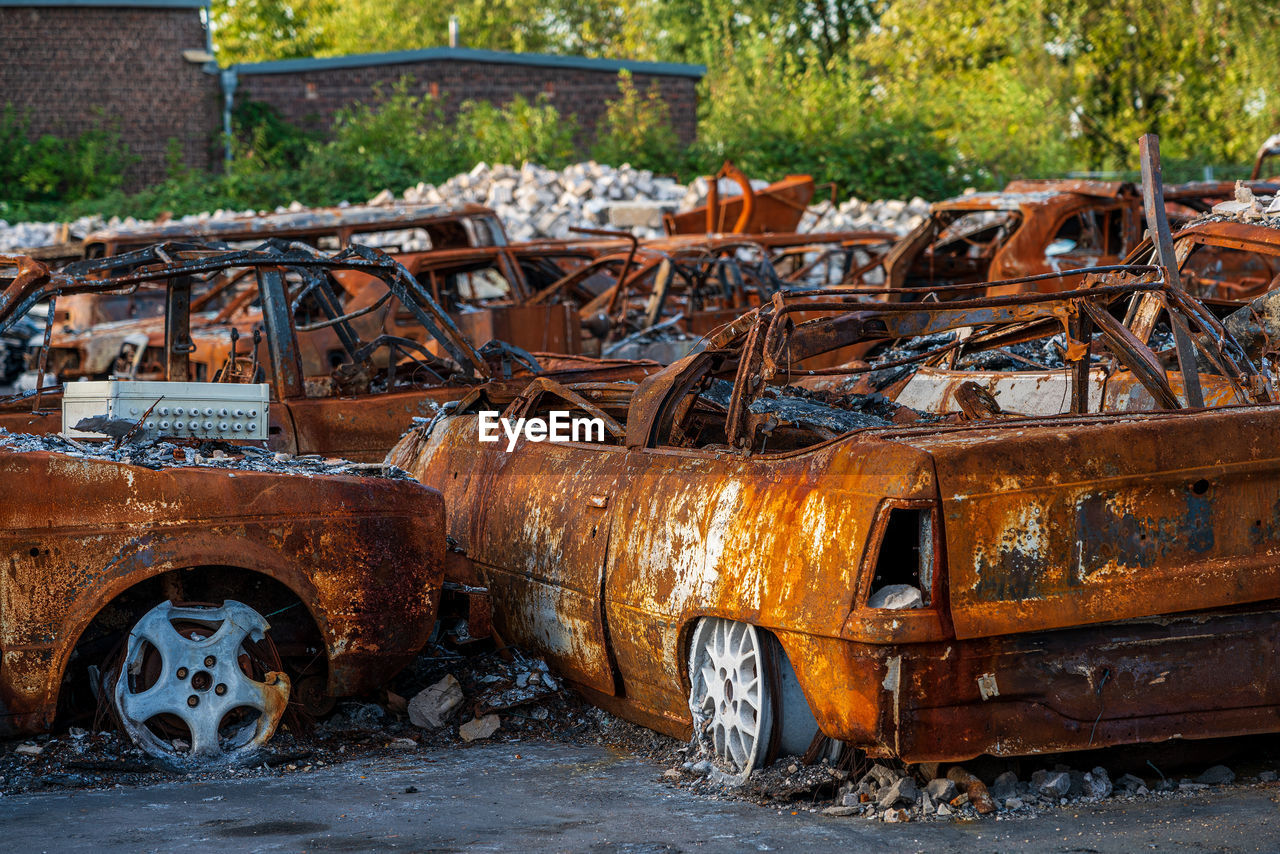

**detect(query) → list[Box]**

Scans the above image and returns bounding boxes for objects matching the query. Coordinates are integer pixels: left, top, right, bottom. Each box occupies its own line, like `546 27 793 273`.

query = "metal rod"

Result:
1139 133 1204 408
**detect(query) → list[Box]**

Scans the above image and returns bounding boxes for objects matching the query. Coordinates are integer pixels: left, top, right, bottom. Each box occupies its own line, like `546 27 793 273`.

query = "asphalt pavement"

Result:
4 740 1280 853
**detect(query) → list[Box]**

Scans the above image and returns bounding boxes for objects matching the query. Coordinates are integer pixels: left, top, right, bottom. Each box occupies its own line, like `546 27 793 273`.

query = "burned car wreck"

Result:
0 434 443 767
0 245 654 460
389 255 1280 773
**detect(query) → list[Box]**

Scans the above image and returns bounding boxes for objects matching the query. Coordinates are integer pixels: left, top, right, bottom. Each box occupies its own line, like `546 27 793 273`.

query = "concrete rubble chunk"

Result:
989 770 1019 800
876 776 918 809
1196 764 1236 785
925 777 958 802
1083 766 1112 800
407 674 465 729
1116 772 1147 791
459 714 501 742
866 584 923 610
866 763 901 787
1033 769 1072 798
822 805 861 816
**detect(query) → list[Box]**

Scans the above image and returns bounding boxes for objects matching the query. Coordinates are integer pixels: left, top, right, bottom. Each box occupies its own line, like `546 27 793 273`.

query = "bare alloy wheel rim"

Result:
688 617 775 775
112 600 291 767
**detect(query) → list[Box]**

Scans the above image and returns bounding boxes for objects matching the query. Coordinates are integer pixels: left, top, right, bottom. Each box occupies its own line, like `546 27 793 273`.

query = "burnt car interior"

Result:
0 242 493 406
509 266 1276 458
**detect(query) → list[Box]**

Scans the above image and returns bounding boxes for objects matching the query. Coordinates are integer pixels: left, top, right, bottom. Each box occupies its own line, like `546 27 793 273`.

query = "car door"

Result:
473 436 626 695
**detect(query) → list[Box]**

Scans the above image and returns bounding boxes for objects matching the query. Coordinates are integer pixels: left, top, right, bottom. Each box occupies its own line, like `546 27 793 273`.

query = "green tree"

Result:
456 94 579 167
591 71 682 171
210 0 333 63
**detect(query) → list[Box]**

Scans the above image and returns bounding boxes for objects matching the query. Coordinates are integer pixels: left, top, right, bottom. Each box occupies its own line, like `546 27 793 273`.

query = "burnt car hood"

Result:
875 406 1280 639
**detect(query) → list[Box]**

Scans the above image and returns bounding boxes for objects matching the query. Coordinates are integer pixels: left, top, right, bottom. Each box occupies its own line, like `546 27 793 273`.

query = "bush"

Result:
456 94 578 169
687 41 964 199
591 71 682 173
0 106 135 206
304 78 467 200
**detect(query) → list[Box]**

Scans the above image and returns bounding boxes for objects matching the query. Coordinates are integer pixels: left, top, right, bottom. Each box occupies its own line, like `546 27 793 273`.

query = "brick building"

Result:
0 0 220 189
1 2 704 193
231 47 704 150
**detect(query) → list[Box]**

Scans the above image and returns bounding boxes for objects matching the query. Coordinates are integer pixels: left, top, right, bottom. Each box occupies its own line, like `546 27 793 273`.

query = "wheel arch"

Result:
43 535 333 730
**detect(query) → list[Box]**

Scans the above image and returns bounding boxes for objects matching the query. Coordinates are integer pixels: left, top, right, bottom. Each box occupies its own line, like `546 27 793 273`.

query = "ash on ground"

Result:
6 633 1280 829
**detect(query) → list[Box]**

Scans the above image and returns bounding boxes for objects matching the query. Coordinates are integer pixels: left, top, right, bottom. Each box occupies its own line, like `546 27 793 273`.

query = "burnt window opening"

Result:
867 508 933 610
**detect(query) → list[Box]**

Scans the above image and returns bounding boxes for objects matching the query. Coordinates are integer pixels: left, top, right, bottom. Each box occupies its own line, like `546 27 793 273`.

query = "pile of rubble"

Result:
0 161 929 252
662 751 1272 822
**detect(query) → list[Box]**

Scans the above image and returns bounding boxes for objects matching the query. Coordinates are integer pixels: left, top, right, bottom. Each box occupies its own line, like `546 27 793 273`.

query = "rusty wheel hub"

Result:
112 600 290 767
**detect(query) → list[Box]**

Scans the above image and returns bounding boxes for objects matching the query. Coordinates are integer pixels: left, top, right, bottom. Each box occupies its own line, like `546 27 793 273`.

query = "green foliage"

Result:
20 0 1280 219
304 79 467 198
0 106 135 206
456 94 579 168
591 71 682 172
688 40 962 198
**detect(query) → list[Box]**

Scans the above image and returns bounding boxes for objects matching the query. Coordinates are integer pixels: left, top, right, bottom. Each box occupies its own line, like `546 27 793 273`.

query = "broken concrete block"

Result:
822 805 861 816
407 674 464 729
1196 764 1235 785
925 778 957 802
459 714 501 741
1116 772 1146 791
866 584 923 610
1033 769 1071 798
866 763 900 787
1083 766 1112 800
989 770 1019 800
877 776 918 809
1213 200 1252 215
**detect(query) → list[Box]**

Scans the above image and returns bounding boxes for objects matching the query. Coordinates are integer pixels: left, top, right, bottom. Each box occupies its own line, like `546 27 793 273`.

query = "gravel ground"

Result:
7 635 1280 833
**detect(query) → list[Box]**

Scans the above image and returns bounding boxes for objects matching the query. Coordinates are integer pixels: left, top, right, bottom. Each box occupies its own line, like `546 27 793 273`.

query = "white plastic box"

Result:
62 381 271 441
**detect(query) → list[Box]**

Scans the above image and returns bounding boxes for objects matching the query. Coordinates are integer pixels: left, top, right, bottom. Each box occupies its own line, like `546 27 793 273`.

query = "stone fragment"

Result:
1033 770 1071 798
408 674 464 729
1116 773 1147 792
990 770 1019 800
1196 765 1235 785
822 805 861 816
1082 767 1112 801
459 714 501 741
877 776 918 809
925 777 958 802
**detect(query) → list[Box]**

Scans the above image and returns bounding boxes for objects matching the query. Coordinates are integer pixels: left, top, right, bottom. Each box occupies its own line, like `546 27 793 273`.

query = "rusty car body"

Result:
0 248 655 461
50 203 509 336
881 179 1272 300
389 254 1280 768
526 230 896 361
663 162 816 235
0 438 443 763
18 201 507 271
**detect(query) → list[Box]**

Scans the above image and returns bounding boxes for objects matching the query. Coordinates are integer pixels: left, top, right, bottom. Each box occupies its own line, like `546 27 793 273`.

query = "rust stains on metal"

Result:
0 443 444 745
391 253 1280 764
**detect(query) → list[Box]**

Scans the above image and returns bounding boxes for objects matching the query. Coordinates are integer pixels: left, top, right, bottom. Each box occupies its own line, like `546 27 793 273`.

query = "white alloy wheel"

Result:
112 599 290 767
687 617 776 774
